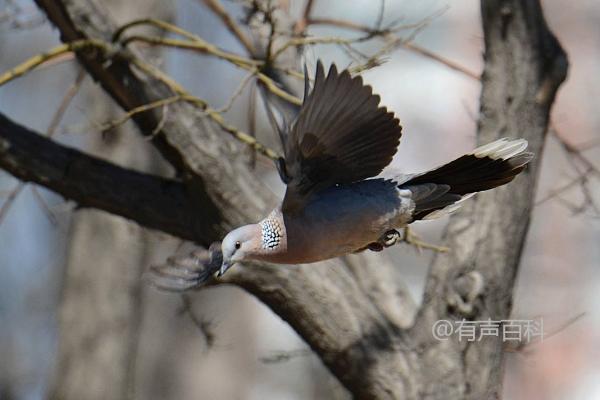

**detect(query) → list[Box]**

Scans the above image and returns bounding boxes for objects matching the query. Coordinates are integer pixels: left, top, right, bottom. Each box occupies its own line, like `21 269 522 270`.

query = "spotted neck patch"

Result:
260 217 282 251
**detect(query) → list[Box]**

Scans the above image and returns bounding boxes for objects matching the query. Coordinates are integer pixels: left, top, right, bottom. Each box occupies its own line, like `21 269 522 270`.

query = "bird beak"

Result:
217 261 231 277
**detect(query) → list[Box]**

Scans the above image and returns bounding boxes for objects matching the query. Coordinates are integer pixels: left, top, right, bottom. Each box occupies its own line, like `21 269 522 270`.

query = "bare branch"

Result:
292 0 315 35
400 42 479 79
118 32 302 106
504 312 585 353
401 226 449 253
200 0 257 56
0 39 283 160
120 35 260 68
0 39 108 87
0 112 206 243
113 17 207 43
179 294 217 348
0 182 24 226
260 348 312 364
0 68 85 227
30 186 59 226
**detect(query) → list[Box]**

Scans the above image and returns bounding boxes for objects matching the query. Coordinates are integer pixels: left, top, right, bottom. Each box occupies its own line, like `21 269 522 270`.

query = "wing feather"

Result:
281 62 402 213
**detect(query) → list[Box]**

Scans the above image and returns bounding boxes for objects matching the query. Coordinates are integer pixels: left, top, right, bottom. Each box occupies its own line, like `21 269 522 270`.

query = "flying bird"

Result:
217 61 533 276
148 61 533 289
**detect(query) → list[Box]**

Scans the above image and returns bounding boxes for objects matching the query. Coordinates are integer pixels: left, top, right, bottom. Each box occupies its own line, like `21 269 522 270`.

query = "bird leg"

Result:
366 242 384 252
382 229 402 246
357 228 448 254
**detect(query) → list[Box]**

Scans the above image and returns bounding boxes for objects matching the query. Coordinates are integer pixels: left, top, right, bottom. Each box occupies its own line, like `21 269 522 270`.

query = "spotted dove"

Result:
215 61 533 276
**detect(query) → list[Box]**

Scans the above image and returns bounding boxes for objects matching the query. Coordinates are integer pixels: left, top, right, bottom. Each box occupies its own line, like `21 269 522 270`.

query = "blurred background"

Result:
0 0 598 399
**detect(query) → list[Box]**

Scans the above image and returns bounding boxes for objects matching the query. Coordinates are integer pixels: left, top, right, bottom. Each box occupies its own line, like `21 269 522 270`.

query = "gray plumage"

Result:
216 61 533 276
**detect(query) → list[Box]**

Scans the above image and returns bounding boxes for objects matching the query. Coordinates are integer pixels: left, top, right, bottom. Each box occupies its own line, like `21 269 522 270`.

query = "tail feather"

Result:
403 138 533 220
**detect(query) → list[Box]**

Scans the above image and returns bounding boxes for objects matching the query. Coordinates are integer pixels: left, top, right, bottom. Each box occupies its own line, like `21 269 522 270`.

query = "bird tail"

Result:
402 138 533 221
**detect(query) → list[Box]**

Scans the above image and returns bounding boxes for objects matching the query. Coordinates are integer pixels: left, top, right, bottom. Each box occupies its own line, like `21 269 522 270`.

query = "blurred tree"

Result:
47 1 175 399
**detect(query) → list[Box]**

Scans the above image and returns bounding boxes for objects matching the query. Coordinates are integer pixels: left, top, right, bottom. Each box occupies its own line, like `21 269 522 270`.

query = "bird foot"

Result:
382 229 402 246
367 242 384 252
401 226 449 253
364 229 402 252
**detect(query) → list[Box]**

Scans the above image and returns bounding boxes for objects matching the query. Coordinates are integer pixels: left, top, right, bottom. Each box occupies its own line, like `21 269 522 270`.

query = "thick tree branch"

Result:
35 0 272 237
0 113 203 243
31 1 419 396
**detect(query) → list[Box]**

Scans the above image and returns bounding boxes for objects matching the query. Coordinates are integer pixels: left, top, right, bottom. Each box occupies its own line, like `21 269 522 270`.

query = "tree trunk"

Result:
49 1 174 399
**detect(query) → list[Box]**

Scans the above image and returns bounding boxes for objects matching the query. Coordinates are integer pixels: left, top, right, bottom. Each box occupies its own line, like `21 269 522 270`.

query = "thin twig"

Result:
255 69 302 105
100 95 191 133
0 39 109 87
201 0 257 56
304 15 480 80
120 35 260 68
293 0 315 35
260 348 313 364
179 294 216 348
400 42 479 80
264 0 277 63
308 17 374 33
0 182 25 226
148 102 170 140
215 71 255 113
247 82 258 169
505 312 585 353
552 127 599 175
113 18 203 43
111 17 301 100
270 35 370 61
374 0 386 32
118 33 301 105
128 58 280 160
549 126 599 213
47 68 87 137
31 186 58 226
402 226 449 253
535 171 591 206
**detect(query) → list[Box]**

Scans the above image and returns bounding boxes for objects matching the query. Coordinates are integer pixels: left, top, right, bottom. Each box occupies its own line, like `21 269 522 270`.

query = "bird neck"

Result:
254 210 287 258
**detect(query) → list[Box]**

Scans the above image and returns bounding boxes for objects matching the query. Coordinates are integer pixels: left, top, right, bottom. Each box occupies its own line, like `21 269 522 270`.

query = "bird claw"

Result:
144 242 223 291
363 229 402 252
382 229 401 247
367 242 384 252
361 228 449 254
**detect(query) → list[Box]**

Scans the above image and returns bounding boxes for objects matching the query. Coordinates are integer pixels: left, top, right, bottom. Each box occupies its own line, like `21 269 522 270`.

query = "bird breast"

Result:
277 179 413 264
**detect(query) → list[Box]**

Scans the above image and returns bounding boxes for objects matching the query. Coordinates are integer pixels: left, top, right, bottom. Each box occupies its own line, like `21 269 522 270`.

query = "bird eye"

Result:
235 241 241 249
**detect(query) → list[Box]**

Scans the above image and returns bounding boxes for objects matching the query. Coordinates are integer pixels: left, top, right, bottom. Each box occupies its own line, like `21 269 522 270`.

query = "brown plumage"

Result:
281 62 402 213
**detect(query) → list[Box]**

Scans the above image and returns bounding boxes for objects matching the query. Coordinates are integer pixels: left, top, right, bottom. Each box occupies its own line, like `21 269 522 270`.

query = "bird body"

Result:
253 178 411 264
218 61 533 275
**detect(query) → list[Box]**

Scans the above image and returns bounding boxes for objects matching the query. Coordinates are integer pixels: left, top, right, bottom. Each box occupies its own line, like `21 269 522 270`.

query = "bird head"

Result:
219 224 260 276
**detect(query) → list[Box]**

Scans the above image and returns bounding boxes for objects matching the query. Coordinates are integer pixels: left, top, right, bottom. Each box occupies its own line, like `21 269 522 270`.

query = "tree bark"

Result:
0 113 196 240
47 1 175 399
0 0 567 398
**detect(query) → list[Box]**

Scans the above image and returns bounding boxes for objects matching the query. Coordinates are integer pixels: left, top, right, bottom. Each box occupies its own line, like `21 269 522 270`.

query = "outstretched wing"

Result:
280 61 402 213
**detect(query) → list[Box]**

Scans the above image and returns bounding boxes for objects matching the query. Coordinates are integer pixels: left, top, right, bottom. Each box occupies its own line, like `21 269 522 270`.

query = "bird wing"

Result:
280 61 403 213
